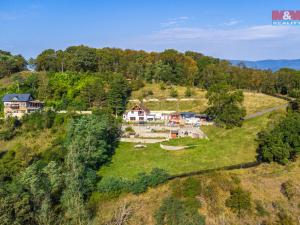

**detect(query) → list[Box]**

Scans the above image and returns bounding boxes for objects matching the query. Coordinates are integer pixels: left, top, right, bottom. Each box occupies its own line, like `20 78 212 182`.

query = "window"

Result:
139 117 144 121
130 117 136 121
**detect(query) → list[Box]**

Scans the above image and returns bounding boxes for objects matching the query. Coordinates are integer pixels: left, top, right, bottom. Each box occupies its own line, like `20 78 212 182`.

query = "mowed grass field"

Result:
128 84 287 115
99 110 285 179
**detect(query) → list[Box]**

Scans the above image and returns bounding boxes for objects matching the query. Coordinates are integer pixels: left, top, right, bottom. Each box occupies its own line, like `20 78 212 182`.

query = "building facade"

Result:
2 94 43 118
123 105 152 122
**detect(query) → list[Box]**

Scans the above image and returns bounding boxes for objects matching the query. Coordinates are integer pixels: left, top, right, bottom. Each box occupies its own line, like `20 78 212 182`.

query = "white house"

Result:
123 105 151 122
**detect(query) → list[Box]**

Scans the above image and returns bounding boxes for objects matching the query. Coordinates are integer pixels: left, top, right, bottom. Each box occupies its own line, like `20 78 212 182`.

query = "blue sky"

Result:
1 0 300 60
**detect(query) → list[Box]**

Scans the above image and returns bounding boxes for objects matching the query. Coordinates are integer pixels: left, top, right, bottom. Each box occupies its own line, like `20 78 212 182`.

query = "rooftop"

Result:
2 94 33 102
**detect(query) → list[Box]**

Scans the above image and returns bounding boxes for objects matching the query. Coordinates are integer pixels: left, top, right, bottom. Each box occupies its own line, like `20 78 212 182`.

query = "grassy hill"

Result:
94 159 300 225
128 84 287 115
99 109 286 179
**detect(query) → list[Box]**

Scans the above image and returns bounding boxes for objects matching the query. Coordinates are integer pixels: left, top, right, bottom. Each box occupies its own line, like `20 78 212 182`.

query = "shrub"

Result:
128 177 148 194
0 117 21 141
141 89 154 98
225 187 251 217
281 180 296 200
124 126 134 133
0 150 21 181
147 168 170 187
255 200 269 217
184 87 193 97
131 79 145 91
98 169 169 196
160 83 166 90
203 182 223 215
0 128 16 141
147 90 154 96
97 177 129 197
231 175 241 185
170 88 178 98
155 197 205 225
210 173 234 192
22 110 56 131
181 177 200 198
277 211 294 225
184 197 202 209
129 168 169 194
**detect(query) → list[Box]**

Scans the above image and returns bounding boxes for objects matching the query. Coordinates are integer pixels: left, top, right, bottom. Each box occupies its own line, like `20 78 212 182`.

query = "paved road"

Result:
244 104 288 120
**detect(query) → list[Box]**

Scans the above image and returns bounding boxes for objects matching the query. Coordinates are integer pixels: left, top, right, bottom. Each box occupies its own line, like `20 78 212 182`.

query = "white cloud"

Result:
132 24 300 59
149 25 300 42
160 16 189 28
178 16 189 20
223 19 241 26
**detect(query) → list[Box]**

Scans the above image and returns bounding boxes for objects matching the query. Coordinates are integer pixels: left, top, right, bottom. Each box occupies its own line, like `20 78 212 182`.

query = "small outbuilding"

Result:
170 130 179 139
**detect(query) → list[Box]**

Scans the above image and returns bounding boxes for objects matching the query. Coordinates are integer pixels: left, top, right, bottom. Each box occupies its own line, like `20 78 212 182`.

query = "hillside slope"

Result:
128 84 287 115
94 159 300 225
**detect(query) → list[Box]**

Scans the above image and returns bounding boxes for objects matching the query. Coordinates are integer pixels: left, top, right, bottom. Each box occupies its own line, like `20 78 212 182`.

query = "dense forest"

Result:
0 46 300 225
1 46 300 114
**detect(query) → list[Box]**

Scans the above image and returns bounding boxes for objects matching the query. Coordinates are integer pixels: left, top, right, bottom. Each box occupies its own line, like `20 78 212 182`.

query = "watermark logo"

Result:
272 10 300 25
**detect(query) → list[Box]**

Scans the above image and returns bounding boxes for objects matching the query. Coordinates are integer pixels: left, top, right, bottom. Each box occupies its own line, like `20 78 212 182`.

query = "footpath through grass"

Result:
99 111 284 179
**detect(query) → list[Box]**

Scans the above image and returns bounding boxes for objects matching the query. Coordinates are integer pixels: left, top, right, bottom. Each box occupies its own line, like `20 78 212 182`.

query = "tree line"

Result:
30 46 300 97
1 46 300 96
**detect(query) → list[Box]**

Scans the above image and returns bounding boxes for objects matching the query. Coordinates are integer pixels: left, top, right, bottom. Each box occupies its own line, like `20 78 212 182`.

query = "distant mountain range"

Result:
229 59 300 71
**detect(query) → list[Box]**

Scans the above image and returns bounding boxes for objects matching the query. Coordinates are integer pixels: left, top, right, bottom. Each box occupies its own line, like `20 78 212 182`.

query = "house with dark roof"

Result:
2 94 43 118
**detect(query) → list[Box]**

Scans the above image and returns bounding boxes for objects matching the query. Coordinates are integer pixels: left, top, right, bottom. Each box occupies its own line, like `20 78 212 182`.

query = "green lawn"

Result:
99 111 283 179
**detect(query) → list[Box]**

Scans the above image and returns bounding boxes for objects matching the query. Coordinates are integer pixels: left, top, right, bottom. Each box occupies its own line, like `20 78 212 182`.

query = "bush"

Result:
141 89 154 98
124 126 134 133
0 150 21 181
281 180 296 200
98 169 169 196
160 83 166 90
170 88 178 98
231 175 241 185
181 177 200 198
184 87 193 97
0 128 16 141
184 197 202 209
97 177 129 197
225 187 251 217
0 117 21 141
255 200 269 217
22 110 56 131
128 177 148 194
202 182 223 215
277 211 294 225
129 168 170 194
131 79 145 91
155 197 205 225
147 168 170 187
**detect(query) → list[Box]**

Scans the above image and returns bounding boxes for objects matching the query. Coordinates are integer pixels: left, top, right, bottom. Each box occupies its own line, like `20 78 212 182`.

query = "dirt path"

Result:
244 104 288 120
